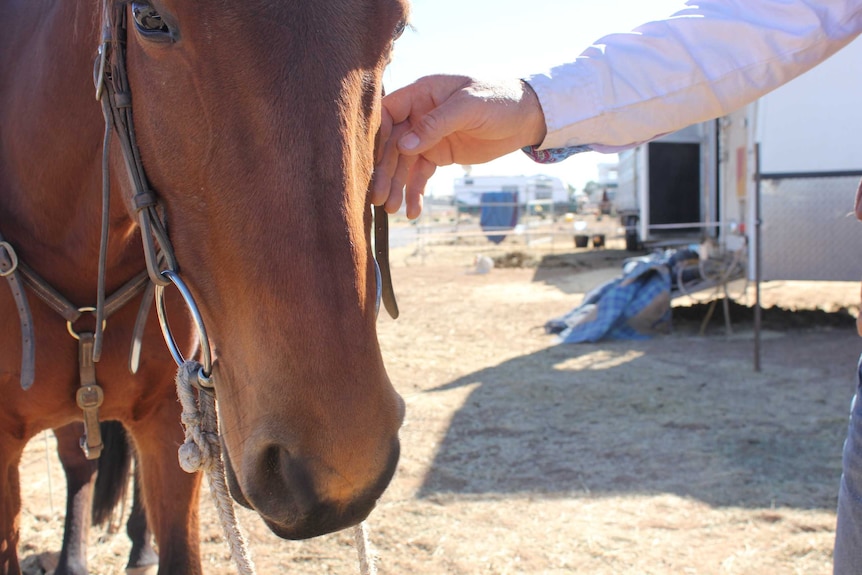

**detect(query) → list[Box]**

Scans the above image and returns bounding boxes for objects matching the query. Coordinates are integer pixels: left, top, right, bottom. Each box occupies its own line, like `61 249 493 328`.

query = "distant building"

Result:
452 174 570 213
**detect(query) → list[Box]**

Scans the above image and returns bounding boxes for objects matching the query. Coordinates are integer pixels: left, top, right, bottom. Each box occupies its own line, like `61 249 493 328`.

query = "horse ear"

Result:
855 178 862 222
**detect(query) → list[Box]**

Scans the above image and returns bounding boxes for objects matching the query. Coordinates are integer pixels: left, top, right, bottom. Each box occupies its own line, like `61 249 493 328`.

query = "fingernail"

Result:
400 132 420 151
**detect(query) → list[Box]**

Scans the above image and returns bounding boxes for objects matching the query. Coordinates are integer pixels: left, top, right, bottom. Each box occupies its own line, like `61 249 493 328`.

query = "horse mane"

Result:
72 0 101 47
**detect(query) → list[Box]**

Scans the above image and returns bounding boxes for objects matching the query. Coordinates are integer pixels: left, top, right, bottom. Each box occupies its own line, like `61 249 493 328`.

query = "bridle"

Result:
93 6 396 573
92 1 398 369
0 1 398 459
93 1 207 382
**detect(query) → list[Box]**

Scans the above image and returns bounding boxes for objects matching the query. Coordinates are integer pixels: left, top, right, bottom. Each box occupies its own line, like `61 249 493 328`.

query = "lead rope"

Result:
354 521 379 575
174 361 256 575
174 360 378 575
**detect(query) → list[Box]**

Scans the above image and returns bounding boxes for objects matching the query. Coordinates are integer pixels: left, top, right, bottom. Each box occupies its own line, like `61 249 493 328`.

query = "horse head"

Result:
115 0 408 539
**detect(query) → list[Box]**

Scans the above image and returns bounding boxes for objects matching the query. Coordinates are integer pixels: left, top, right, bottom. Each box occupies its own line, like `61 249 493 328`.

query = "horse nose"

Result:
239 437 400 540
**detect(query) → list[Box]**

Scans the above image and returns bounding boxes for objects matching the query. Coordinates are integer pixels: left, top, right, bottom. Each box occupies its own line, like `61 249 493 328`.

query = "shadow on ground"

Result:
418 324 858 511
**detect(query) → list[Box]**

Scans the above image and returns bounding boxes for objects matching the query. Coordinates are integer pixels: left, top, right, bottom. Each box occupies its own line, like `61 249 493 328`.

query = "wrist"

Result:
520 80 547 148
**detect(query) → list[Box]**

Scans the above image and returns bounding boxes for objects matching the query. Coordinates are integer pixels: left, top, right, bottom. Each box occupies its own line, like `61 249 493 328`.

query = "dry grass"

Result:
18 237 861 574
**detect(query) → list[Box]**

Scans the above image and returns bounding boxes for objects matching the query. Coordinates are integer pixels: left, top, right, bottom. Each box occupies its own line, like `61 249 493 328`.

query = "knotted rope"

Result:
175 361 256 575
174 360 377 575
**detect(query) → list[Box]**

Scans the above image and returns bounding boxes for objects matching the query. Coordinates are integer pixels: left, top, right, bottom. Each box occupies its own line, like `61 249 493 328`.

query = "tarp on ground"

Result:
544 249 701 343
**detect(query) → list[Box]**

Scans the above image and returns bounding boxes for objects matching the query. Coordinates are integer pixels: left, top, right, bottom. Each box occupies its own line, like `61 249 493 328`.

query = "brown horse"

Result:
0 1 407 573
53 422 156 575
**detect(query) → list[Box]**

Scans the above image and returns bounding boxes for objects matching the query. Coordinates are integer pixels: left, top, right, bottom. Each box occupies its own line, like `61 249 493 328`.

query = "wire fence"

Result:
758 173 862 282
392 199 626 266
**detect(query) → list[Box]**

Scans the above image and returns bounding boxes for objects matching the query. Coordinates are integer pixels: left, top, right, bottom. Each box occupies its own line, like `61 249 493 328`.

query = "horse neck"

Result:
0 1 143 297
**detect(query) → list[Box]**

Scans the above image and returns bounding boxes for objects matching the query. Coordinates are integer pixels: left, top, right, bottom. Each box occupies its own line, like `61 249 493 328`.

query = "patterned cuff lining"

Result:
522 144 593 164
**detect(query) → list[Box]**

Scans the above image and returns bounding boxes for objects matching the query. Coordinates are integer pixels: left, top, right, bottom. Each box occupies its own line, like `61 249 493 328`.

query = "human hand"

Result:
371 75 547 219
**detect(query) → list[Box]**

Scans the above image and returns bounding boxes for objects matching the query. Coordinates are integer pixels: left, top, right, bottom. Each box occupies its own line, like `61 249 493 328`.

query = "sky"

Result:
383 0 689 196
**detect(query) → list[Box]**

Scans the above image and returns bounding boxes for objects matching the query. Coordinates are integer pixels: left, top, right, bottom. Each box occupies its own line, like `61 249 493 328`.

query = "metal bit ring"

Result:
154 269 213 381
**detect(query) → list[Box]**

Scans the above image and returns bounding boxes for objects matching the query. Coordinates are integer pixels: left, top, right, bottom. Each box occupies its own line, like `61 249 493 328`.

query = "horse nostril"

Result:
234 435 400 540
260 444 282 475
253 444 316 514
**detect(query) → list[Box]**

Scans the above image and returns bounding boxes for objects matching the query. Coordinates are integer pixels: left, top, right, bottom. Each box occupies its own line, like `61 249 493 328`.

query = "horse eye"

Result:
131 2 172 39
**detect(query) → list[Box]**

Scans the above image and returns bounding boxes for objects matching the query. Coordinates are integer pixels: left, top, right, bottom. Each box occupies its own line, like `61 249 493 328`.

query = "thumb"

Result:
398 101 462 156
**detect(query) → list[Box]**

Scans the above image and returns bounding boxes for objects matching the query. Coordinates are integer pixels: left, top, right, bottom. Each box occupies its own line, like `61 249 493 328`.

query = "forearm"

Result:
526 0 862 152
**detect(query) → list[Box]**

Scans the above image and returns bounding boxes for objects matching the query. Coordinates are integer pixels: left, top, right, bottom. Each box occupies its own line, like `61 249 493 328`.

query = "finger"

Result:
382 76 447 123
381 84 420 125
383 76 474 157
371 118 410 206
370 144 396 206
370 112 394 205
384 152 415 214
383 182 403 215
407 193 424 221
370 171 391 207
404 156 436 219
382 74 470 121
397 100 459 156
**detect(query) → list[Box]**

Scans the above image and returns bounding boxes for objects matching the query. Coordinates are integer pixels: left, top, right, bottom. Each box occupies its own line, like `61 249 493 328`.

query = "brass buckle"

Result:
76 384 105 410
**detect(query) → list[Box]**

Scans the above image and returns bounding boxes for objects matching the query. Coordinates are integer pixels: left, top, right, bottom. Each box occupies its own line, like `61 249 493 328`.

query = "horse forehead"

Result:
156 0 407 80
170 0 407 36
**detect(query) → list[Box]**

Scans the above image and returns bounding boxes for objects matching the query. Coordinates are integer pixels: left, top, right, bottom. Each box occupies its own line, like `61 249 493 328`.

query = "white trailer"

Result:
615 122 718 250
728 36 862 281
616 36 862 282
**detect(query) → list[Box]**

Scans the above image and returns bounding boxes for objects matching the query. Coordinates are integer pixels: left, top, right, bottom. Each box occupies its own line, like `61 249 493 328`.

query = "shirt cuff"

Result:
522 144 593 164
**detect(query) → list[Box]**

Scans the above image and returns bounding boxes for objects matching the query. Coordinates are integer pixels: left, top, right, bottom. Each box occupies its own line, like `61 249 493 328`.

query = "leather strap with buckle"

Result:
0 238 35 390
76 332 105 460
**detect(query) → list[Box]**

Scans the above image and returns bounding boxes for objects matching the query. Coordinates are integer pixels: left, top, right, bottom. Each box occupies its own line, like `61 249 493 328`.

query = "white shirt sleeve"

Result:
524 0 862 153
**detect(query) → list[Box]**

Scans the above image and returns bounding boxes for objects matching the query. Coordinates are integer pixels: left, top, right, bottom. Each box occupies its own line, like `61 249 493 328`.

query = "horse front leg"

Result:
52 423 97 575
127 404 202 575
0 435 24 575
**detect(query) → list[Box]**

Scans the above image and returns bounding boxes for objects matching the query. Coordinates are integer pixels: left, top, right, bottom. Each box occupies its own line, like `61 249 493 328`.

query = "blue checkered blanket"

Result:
545 251 692 343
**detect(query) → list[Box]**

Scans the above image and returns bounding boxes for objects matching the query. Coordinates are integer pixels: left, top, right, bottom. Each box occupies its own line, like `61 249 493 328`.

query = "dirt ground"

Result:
17 233 862 575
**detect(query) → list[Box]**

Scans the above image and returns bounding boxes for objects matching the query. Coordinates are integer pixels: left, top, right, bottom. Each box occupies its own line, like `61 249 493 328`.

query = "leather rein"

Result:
0 2 398 456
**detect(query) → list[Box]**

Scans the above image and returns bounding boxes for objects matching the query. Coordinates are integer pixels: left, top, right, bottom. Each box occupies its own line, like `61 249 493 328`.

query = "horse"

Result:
0 1 408 573
53 422 156 575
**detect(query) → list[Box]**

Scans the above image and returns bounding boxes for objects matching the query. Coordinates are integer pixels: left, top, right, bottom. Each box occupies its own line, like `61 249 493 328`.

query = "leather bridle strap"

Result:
16 262 150 326
0 231 149 391
93 4 399 337
77 332 105 459
96 3 177 291
373 205 399 319
14 251 148 459
0 236 35 390
372 85 399 320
